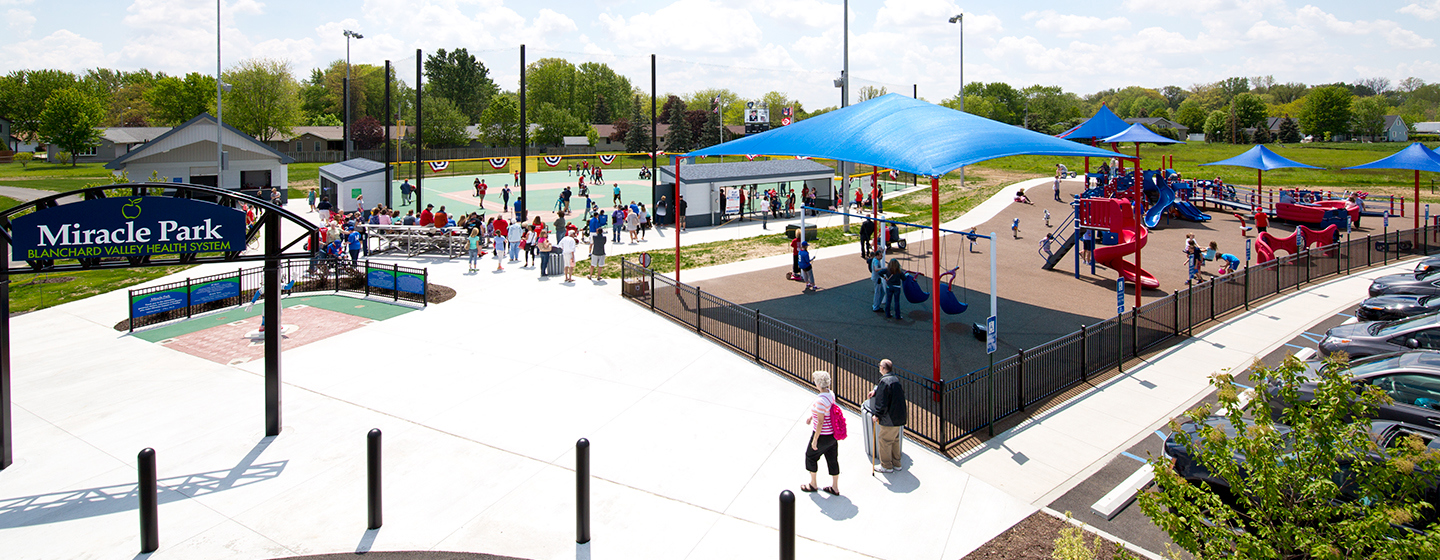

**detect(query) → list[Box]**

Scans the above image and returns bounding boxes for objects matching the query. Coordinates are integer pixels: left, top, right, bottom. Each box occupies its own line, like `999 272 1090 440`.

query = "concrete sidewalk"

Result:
952 259 1411 506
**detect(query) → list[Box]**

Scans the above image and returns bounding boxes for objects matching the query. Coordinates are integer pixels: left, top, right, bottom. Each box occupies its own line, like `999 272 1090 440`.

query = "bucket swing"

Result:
902 271 930 304
936 268 968 315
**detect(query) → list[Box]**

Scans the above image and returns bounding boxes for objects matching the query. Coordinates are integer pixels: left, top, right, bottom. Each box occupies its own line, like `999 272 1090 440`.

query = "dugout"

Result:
319 158 387 212
656 159 835 228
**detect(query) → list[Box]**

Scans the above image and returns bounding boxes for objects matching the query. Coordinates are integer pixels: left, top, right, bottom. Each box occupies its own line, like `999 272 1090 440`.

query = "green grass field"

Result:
11 266 193 315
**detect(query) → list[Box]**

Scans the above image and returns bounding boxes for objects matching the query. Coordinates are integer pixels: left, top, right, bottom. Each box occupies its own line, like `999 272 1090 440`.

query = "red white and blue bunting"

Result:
428 161 450 172
543 156 563 167
744 154 757 161
889 169 899 179
598 154 617 165
488 158 509 169
795 156 811 160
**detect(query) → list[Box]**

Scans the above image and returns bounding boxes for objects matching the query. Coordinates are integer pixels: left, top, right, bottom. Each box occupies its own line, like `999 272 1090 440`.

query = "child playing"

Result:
1011 218 1020 239
1044 208 1051 228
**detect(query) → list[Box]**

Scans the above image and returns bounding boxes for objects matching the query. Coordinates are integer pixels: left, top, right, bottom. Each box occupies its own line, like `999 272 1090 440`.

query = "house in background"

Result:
270 126 344 153
1416 122 1440 135
0 117 12 152
1123 117 1188 139
590 123 746 152
68 127 172 164
105 113 294 190
1381 115 1409 142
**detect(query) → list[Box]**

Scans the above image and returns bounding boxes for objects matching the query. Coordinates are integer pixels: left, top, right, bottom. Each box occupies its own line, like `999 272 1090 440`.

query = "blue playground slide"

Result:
1143 181 1174 228
1144 181 1212 228
1174 200 1212 222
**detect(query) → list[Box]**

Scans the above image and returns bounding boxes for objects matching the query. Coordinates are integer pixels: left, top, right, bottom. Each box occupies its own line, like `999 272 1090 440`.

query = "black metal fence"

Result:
621 226 1439 452
127 259 427 330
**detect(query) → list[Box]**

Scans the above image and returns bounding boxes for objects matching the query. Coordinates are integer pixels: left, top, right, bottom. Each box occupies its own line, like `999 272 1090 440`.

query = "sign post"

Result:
1117 277 1125 373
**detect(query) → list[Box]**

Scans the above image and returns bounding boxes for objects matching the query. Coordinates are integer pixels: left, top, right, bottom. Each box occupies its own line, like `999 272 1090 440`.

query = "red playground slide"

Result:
1086 198 1160 289
1255 224 1339 264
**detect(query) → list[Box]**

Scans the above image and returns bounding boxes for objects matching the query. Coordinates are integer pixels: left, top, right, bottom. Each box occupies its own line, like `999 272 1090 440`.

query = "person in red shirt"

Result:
491 215 509 269
419 204 435 227
479 180 488 206
1253 207 1269 233
854 188 863 210
433 206 449 229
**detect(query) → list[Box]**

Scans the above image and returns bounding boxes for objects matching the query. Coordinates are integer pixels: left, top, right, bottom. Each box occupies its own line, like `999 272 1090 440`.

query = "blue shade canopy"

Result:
1342 142 1440 172
684 93 1127 177
1058 105 1130 140
1101 123 1184 145
1199 145 1322 171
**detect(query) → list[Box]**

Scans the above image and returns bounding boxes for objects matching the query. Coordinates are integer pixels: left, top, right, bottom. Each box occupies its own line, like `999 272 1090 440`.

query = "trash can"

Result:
543 248 565 277
785 224 818 240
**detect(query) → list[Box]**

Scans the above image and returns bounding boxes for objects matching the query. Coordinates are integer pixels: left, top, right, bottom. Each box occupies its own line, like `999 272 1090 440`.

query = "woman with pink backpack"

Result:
800 370 844 496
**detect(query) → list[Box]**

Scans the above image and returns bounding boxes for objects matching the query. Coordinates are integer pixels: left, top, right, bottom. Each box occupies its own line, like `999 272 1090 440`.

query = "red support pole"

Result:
930 176 942 389
674 157 681 285
871 168 879 220
1416 169 1422 230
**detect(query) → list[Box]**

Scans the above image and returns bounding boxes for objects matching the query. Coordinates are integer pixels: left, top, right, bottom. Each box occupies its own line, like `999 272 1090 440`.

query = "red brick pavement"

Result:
158 306 374 365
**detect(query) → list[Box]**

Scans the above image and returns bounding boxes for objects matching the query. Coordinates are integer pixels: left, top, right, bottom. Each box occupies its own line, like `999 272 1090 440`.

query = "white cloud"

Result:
1294 6 1434 49
599 0 762 54
749 0 842 28
8 8 35 38
1399 0 1440 20
2 29 112 72
1121 0 1237 16
1022 10 1128 38
0 0 34 4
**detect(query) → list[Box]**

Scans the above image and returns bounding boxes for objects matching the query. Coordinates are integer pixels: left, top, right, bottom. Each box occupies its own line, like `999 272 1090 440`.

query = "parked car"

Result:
1368 267 1440 298
1319 313 1440 359
1267 350 1440 427
1414 256 1440 276
1356 294 1440 322
1163 414 1440 528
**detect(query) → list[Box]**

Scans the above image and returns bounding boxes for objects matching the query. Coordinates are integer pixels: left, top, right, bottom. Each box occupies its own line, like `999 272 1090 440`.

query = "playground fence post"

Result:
1116 313 1124 374
1172 291 1180 336
1016 348 1026 413
1079 325 1088 382
694 285 702 334
754 311 761 366
649 269 656 310
1131 308 1139 359
1209 278 1216 321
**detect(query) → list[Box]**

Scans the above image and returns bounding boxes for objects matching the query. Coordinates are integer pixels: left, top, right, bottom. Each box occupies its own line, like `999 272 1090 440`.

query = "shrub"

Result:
14 152 33 168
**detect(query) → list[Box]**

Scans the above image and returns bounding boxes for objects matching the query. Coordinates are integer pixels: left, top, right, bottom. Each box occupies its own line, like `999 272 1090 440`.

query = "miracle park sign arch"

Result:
0 182 319 470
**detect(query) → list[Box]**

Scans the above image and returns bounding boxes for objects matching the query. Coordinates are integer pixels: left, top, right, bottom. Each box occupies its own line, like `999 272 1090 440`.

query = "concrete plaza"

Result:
0 184 1405 559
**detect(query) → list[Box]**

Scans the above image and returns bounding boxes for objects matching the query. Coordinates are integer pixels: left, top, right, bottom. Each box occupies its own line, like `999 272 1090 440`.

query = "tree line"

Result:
4 58 1437 165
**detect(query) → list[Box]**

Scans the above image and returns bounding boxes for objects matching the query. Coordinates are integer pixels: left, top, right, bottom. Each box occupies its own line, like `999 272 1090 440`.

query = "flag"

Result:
598 154 617 165
744 154 757 161
889 169 898 180
543 156 563 167
488 158 509 169
428 161 450 172
713 95 721 114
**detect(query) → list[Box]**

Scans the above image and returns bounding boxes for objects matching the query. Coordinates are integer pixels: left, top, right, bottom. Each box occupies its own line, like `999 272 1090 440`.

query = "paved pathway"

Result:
0 181 1408 560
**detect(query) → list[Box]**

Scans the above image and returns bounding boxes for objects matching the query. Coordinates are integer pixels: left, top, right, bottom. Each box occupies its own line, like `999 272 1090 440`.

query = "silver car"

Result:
1319 313 1440 359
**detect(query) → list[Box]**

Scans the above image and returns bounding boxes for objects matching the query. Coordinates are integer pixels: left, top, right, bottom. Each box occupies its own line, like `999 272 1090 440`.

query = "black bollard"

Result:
138 448 159 553
576 438 590 544
367 429 382 530
779 489 795 560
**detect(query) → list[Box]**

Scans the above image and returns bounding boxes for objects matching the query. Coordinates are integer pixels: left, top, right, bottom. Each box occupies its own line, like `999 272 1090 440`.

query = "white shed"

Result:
105 113 293 192
319 158 387 213
657 159 836 228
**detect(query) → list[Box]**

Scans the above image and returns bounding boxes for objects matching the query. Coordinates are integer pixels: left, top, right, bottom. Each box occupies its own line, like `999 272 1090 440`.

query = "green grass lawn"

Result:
0 161 114 178
11 266 192 315
0 195 21 212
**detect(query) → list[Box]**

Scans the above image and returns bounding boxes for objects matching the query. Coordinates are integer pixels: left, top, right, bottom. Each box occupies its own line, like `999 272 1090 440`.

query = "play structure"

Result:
1255 224 1340 264
1081 197 1159 288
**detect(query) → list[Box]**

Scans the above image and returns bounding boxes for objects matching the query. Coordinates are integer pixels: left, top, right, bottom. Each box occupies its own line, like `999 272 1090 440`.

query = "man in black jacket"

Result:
859 218 876 258
868 359 907 472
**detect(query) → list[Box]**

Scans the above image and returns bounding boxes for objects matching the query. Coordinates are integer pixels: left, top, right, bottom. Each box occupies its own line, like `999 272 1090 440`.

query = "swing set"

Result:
800 206 992 318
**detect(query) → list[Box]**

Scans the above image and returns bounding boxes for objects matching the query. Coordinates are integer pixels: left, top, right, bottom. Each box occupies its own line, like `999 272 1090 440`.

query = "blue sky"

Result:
5 0 1439 108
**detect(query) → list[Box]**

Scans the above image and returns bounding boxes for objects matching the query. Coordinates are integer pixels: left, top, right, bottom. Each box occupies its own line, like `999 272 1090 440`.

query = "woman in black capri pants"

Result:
801 370 841 495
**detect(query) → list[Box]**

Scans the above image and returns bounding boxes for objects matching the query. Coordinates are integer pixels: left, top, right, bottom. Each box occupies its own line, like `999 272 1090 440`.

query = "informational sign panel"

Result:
724 187 741 214
986 315 997 355
1117 277 1126 314
189 276 240 306
12 196 246 260
1385 211 1390 228
1246 238 1252 263
367 266 427 295
130 288 187 318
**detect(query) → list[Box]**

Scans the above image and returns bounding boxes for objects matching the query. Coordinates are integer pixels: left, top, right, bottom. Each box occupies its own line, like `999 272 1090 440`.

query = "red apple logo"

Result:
121 198 142 220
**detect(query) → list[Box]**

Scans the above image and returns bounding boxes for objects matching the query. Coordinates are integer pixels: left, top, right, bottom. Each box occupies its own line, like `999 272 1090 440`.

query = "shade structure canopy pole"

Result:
674 157 681 284
1417 169 1422 230
930 175 942 387
1133 157 1142 309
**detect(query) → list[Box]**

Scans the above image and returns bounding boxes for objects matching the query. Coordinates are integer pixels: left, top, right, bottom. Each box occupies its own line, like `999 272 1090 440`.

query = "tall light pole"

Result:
949 14 964 193
344 29 364 160
216 0 224 190
839 0 850 232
